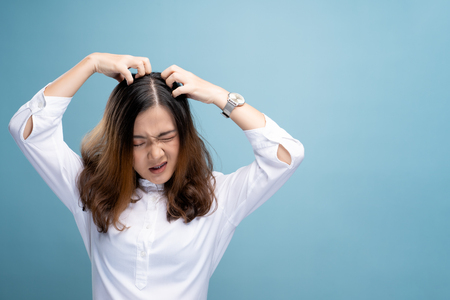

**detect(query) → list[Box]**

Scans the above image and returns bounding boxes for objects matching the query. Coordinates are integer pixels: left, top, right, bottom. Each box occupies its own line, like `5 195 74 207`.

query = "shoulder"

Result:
212 170 223 178
211 171 225 190
210 164 255 193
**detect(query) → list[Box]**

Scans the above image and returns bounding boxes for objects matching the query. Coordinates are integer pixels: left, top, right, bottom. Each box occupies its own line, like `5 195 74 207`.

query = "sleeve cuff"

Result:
27 83 73 117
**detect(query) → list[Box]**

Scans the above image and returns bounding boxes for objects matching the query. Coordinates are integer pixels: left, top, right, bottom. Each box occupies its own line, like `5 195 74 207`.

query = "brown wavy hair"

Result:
77 73 216 233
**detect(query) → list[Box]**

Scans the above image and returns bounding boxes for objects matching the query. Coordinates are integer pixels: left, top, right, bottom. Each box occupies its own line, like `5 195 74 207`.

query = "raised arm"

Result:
161 65 292 164
23 53 152 139
10 53 153 254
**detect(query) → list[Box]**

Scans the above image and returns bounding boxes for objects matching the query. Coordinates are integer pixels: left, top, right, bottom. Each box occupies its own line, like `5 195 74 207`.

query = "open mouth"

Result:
149 162 167 174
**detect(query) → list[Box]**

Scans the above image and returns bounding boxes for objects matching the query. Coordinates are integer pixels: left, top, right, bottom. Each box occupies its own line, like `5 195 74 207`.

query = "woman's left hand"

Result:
161 65 228 107
162 65 268 134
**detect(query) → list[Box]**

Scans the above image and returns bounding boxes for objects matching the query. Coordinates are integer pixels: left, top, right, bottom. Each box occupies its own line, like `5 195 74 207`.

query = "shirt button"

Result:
146 224 151 229
38 102 44 109
140 251 146 257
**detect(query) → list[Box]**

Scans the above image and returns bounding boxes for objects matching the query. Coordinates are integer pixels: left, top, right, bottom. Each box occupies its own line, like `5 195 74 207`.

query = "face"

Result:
133 105 180 185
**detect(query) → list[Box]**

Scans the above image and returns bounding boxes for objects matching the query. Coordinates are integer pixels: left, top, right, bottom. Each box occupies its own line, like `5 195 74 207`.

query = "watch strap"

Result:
221 100 235 118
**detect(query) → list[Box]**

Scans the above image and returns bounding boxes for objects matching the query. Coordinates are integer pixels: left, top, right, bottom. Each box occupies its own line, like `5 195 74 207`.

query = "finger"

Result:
161 66 174 80
114 74 125 83
140 57 152 74
165 72 185 88
134 61 146 79
161 64 182 80
118 65 134 85
172 85 189 98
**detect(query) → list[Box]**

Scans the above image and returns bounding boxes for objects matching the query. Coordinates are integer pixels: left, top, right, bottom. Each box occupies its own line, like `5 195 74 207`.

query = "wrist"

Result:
212 88 229 109
84 53 100 76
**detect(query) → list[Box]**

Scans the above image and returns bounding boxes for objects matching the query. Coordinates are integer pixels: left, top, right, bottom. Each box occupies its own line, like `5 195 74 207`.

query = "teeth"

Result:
153 162 165 169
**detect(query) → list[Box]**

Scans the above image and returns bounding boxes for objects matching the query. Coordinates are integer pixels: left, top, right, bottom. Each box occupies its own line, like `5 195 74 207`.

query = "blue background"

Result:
1 0 449 299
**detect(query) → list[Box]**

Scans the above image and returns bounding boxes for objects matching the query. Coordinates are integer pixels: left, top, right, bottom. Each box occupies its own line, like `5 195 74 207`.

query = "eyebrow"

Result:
133 130 177 139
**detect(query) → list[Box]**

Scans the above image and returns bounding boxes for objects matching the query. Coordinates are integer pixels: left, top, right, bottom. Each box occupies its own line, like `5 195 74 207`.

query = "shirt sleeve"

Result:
214 114 305 227
8 84 91 256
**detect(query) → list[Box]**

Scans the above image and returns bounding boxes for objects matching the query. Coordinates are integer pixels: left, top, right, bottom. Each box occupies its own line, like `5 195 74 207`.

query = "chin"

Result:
147 173 174 185
150 178 167 185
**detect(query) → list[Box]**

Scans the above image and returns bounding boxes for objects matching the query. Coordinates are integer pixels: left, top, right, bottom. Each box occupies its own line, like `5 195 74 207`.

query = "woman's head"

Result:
104 73 190 185
78 73 217 233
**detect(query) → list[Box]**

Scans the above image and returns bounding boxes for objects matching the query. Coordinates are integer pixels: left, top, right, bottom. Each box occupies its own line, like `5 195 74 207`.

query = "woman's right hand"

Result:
90 53 152 85
44 53 151 98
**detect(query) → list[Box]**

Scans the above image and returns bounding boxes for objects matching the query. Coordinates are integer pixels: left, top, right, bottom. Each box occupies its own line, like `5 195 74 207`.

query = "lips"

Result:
150 162 166 169
149 162 167 174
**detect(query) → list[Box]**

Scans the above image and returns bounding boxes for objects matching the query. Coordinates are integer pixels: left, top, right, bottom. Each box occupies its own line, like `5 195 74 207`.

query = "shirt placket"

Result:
135 193 159 290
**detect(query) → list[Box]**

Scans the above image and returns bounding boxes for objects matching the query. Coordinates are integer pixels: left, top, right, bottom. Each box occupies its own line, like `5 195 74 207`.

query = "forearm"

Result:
208 88 265 131
44 54 96 97
211 90 291 165
230 103 266 130
210 89 265 130
23 54 95 139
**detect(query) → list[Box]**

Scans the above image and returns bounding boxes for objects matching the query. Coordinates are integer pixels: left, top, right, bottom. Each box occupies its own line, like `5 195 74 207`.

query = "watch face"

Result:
229 93 245 105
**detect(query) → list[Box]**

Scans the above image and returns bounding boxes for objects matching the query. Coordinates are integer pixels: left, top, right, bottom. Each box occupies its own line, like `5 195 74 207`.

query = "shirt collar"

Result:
139 178 164 193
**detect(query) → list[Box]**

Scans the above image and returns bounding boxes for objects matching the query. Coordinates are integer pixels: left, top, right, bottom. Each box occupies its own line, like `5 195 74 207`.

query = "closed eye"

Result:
159 136 176 142
133 135 176 147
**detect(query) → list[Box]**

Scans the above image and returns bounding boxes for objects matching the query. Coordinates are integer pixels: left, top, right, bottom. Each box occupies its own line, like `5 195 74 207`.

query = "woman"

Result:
9 53 304 299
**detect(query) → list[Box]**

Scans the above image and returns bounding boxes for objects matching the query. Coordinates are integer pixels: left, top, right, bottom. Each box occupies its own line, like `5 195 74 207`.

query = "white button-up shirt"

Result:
9 85 305 300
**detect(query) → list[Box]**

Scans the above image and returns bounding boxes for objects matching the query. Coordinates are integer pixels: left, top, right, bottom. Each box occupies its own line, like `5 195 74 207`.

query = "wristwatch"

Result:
221 92 245 118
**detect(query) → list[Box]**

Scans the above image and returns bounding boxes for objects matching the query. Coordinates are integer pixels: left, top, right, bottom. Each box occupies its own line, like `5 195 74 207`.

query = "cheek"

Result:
133 151 143 168
172 140 180 158
132 153 137 169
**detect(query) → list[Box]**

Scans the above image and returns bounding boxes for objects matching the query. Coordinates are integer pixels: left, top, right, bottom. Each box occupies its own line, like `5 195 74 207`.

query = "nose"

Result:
147 142 164 160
